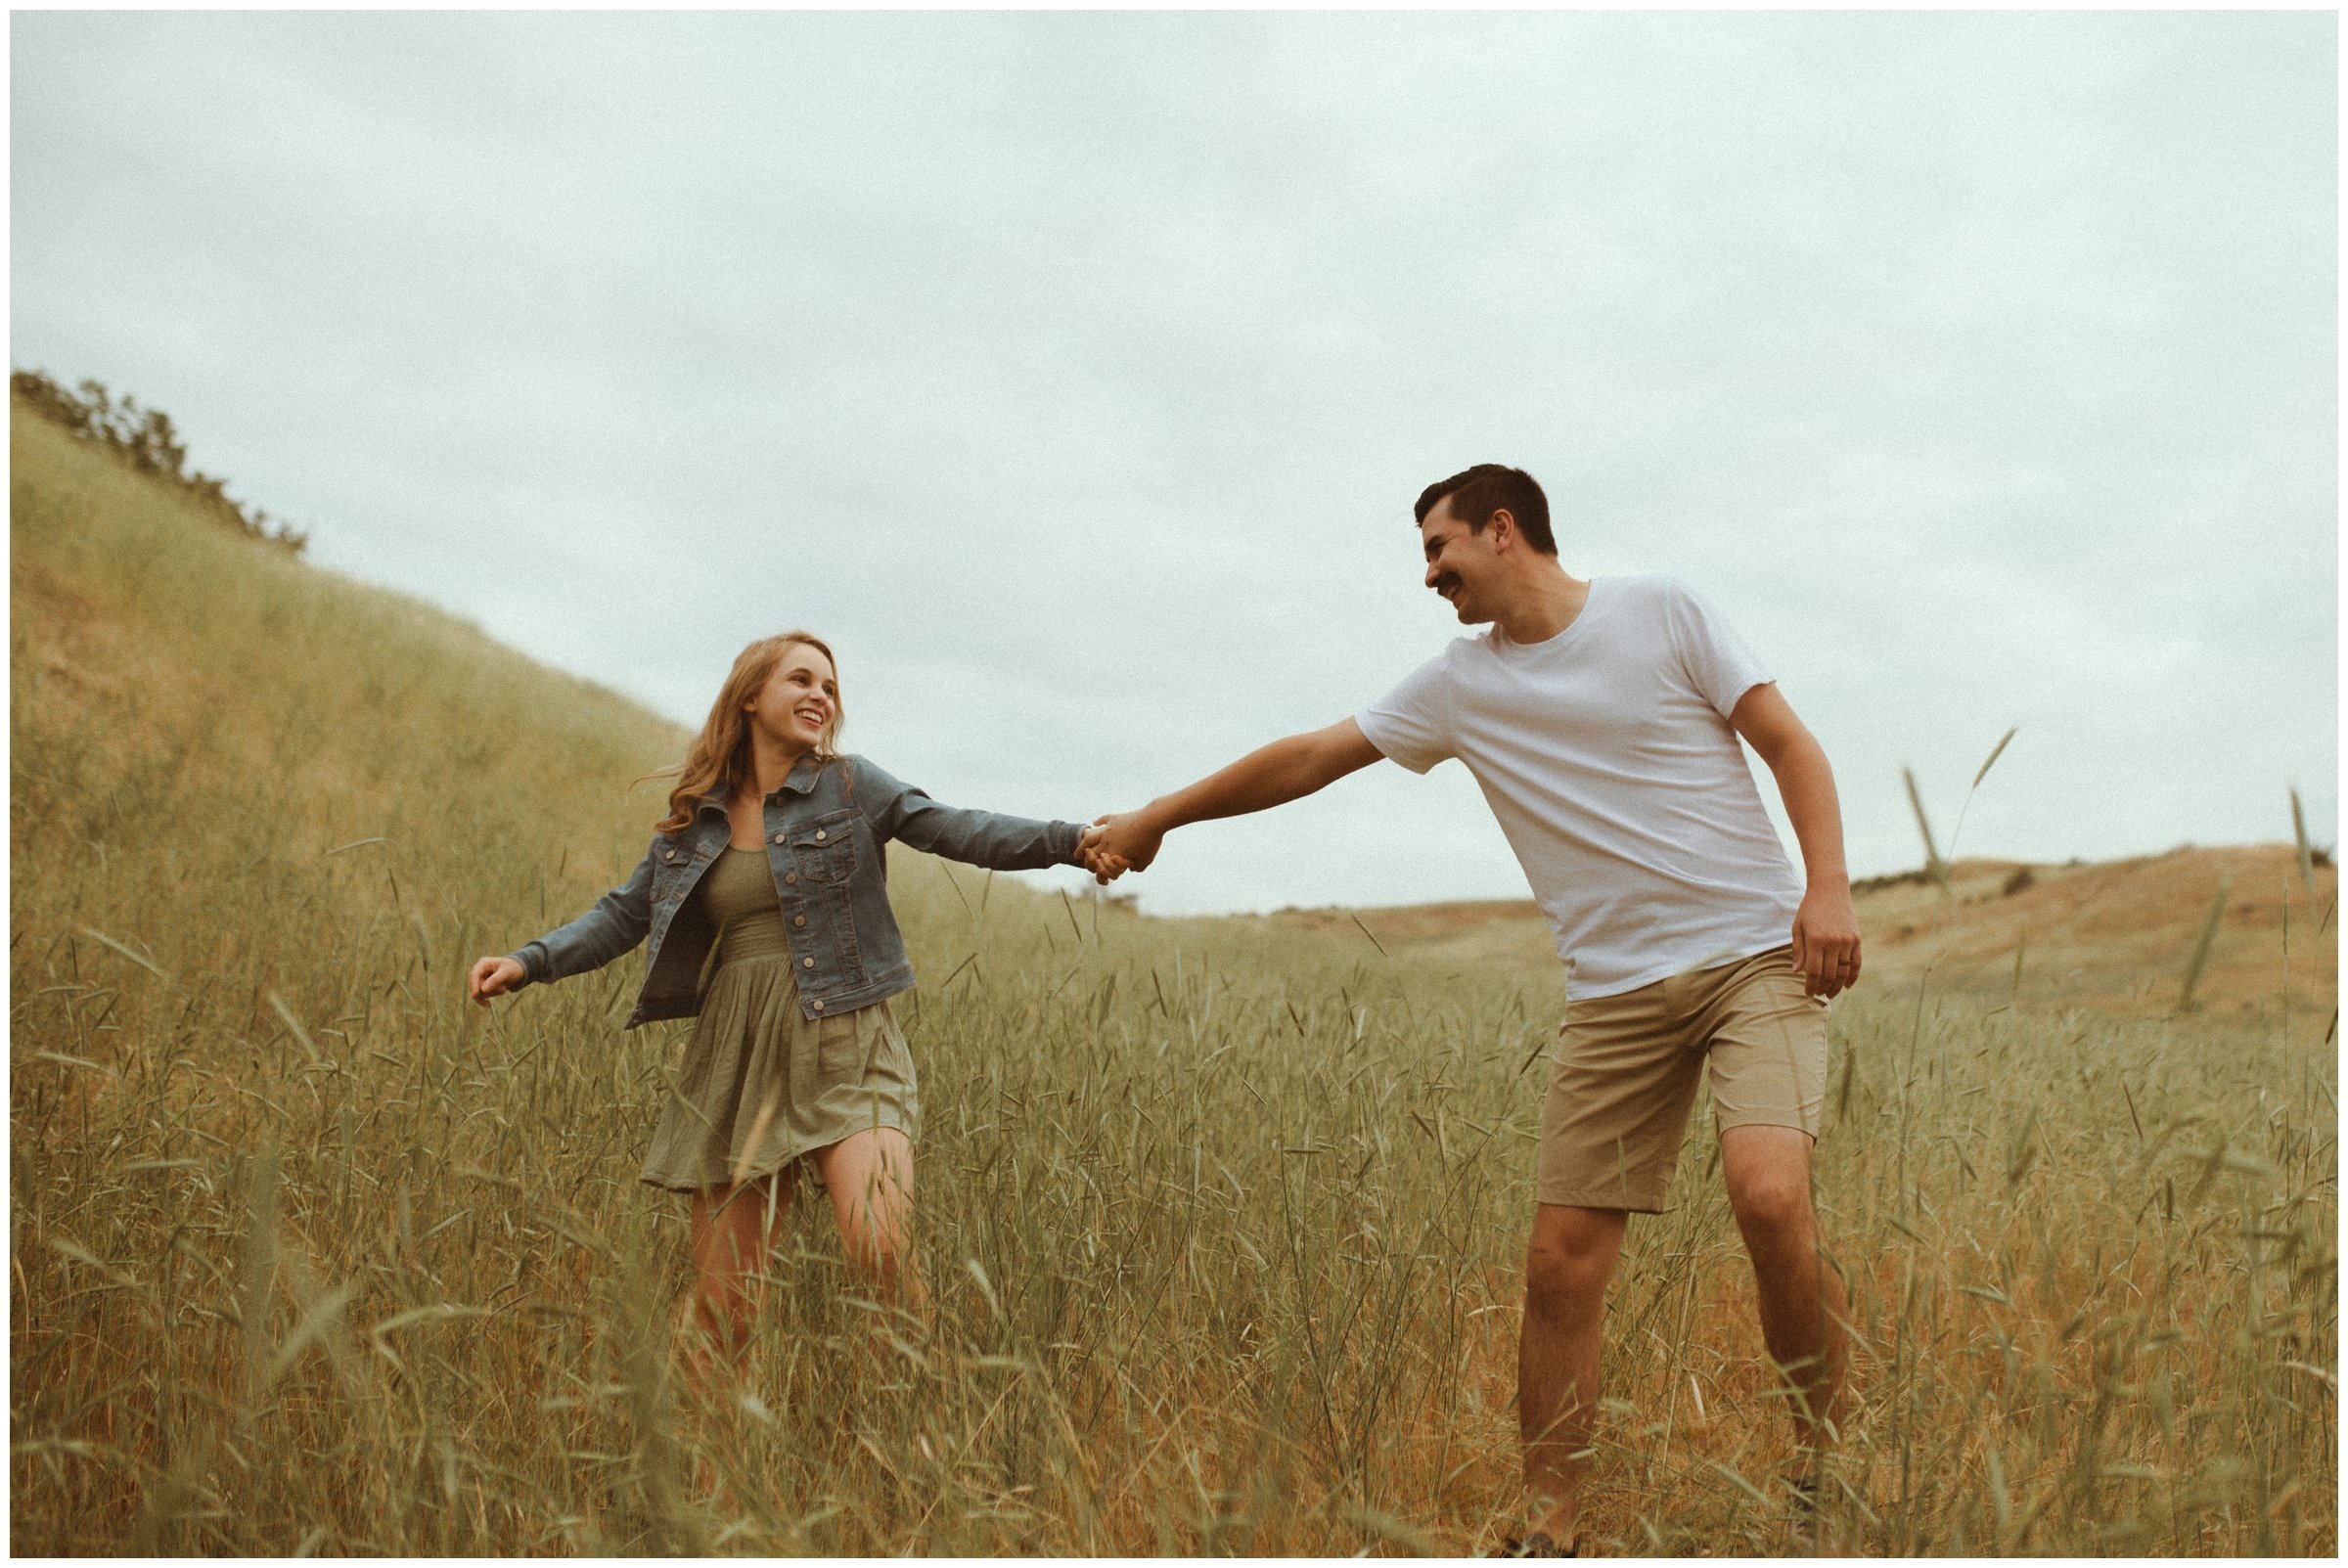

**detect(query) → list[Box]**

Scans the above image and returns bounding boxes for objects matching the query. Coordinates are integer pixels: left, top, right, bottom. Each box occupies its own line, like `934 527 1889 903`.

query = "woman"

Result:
467 631 1114 1372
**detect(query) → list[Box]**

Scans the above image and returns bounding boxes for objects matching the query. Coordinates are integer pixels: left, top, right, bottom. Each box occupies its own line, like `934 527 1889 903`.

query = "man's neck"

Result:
1492 562 1592 647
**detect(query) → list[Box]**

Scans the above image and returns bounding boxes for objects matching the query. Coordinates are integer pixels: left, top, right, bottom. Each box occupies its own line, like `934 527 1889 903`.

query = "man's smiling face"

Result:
1420 496 1504 624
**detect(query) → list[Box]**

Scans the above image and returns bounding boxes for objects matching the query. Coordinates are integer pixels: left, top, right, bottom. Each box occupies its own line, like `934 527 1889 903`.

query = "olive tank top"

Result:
696 846 791 965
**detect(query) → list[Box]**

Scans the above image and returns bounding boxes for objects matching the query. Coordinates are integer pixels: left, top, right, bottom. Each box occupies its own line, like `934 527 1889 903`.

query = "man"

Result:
1088 465 1859 1553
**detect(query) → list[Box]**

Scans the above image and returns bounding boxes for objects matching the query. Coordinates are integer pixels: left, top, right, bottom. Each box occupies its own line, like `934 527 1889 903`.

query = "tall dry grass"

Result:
10 397 2335 1553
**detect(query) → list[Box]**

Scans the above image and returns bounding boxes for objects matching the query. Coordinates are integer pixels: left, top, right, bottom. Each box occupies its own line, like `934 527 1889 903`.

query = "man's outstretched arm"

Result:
1730 682 1863 998
1089 718 1385 879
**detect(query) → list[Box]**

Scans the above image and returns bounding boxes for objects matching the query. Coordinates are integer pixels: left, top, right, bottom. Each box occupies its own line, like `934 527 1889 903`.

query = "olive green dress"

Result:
638 846 921 1192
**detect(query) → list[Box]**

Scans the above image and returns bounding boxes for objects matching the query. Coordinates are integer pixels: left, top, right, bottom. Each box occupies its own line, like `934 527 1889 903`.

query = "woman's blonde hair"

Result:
644 632 842 833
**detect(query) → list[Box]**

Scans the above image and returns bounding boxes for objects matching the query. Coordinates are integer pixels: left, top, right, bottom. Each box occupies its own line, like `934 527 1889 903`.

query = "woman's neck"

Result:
743 733 811 801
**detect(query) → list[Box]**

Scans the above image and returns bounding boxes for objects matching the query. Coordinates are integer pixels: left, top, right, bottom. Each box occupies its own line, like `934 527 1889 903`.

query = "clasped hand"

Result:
1075 811 1160 885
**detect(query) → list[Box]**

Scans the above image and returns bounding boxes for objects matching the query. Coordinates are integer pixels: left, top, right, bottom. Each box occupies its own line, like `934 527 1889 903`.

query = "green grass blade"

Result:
1971 726 2019 790
78 925 173 984
2290 787 2316 899
1903 766 1951 896
2176 875 2231 1012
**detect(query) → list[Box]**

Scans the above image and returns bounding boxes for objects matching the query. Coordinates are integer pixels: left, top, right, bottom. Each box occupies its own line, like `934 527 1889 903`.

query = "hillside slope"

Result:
11 394 1138 991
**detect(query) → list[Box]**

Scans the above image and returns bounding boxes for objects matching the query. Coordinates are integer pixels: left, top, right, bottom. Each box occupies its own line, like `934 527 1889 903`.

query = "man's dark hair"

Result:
1414 465 1556 556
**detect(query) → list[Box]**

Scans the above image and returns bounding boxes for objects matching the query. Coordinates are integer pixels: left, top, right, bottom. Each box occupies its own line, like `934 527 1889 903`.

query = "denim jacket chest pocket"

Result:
787 808 860 885
650 837 706 909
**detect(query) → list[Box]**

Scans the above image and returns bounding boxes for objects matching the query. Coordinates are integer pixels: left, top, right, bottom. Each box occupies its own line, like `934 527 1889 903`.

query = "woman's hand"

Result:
1076 824 1131 882
467 956 527 1008
1087 811 1164 882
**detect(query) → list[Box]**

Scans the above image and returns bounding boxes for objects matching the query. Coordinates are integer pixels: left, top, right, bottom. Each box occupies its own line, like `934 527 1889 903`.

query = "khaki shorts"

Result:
1537 945 1828 1213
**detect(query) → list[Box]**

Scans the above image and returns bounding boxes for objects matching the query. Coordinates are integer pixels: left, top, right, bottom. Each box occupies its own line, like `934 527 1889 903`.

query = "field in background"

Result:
11 396 2336 1554
1272 846 2337 1022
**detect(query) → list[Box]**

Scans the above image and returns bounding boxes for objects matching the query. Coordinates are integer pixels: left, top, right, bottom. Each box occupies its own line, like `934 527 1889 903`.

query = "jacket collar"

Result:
694 753 828 818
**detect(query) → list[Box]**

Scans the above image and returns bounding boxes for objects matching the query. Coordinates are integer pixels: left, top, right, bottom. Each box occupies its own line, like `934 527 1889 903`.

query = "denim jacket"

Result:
512 752 1086 1026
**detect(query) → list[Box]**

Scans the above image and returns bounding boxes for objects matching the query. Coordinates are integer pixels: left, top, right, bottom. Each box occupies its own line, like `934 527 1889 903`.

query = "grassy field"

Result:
10 394 2336 1554
1278 845 2337 1024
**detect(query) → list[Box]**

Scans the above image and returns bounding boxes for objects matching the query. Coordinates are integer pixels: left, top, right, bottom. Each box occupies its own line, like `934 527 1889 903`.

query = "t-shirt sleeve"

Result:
1354 651 1458 775
1664 578 1775 719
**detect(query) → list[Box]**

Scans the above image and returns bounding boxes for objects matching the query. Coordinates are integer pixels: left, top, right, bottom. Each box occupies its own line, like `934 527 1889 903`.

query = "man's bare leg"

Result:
1519 1203 1629 1545
1719 1125 1846 1468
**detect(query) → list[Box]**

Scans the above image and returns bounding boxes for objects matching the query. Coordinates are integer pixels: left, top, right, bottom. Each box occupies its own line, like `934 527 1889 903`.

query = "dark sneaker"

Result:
1789 1475 1820 1550
1496 1532 1578 1558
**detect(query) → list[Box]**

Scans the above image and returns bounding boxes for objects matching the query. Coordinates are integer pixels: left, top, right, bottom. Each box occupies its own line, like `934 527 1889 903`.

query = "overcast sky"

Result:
13 11 2336 918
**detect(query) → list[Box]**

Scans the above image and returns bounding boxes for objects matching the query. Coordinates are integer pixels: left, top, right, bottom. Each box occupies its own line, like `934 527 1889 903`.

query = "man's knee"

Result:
1524 1208 1623 1317
1724 1160 1814 1243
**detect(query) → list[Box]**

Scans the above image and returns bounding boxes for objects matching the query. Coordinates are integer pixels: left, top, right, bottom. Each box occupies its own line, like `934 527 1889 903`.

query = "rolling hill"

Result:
1270 846 2335 1021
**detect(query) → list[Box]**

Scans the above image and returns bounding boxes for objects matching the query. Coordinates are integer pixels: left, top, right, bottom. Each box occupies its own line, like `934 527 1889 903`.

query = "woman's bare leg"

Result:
680 1168 792 1384
810 1127 926 1315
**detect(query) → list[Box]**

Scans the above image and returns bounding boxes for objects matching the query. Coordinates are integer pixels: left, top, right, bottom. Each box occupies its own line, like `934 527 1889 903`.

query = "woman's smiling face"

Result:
745 641 839 755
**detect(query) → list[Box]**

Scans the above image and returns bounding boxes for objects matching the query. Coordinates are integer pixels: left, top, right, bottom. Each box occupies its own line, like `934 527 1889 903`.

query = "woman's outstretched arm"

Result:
853 757 1097 872
468 847 657 1006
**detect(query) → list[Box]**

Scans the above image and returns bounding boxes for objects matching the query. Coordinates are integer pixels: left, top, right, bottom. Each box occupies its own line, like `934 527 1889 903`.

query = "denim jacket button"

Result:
814 829 827 841
784 872 796 885
811 999 825 1010
793 915 806 927
801 957 814 968
772 832 786 844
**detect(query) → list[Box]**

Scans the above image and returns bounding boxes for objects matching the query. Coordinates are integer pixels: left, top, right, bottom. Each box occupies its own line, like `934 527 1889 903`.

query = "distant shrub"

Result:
2002 866 2035 897
1851 868 1936 894
10 367 306 555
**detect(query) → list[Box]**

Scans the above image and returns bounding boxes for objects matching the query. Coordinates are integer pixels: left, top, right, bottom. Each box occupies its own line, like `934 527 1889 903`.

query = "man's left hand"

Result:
1790 888 1862 999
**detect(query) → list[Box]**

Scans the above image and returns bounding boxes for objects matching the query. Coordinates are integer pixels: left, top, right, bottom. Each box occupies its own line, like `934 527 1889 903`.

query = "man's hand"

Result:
1789 887 1862 998
1087 810 1163 883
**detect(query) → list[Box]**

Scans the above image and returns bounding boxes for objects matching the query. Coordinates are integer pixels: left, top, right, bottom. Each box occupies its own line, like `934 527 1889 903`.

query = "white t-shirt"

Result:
1355 574 1803 999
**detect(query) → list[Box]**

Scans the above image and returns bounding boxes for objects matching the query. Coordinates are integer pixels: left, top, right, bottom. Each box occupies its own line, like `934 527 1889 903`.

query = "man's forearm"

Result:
1771 737 1851 891
1088 720 1380 878
1138 733 1341 835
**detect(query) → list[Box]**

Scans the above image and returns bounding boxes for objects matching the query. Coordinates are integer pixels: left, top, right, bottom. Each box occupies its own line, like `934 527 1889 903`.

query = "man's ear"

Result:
1486 507 1517 553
